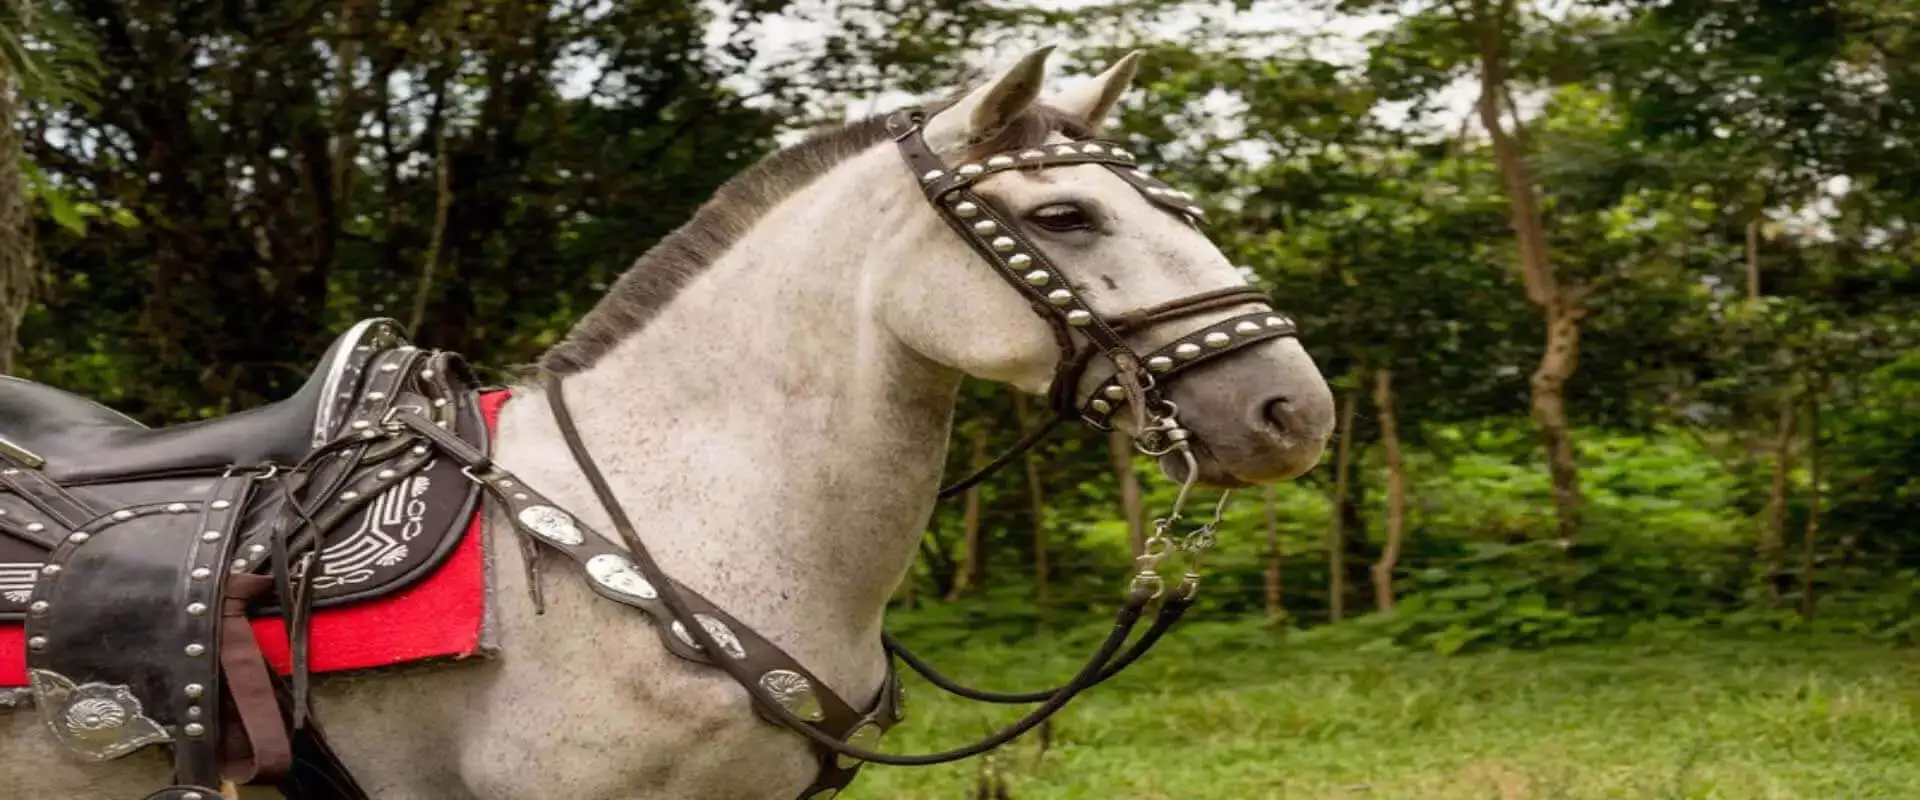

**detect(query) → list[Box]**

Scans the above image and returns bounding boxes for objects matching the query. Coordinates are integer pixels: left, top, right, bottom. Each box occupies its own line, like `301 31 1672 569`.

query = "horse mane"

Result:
537 102 1096 375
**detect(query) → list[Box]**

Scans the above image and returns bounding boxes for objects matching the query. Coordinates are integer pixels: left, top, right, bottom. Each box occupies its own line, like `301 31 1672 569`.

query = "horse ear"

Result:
1051 51 1143 130
922 45 1055 154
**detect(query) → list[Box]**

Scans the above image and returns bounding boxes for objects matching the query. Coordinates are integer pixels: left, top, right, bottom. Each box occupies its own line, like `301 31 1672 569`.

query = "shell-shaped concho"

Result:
759 669 825 722
585 554 658 600
64 698 128 740
517 505 584 546
673 614 747 660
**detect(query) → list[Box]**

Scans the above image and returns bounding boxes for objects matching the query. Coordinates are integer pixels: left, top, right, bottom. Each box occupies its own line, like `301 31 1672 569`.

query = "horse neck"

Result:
494 149 958 697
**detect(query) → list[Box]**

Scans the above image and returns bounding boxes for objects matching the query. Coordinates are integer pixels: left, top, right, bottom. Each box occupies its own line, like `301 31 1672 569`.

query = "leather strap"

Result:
1080 310 1299 428
217 574 291 783
0 464 99 533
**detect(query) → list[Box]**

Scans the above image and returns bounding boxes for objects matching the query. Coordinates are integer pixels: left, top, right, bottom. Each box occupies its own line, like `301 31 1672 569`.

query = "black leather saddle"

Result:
0 317 491 798
0 318 404 485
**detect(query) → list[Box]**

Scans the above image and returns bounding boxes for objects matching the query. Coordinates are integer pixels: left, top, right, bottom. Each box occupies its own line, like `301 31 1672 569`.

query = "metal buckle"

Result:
459 464 505 486
380 404 426 430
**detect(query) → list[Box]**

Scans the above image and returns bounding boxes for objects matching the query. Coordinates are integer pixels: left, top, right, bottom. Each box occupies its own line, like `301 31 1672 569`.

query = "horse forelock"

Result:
535 101 1094 376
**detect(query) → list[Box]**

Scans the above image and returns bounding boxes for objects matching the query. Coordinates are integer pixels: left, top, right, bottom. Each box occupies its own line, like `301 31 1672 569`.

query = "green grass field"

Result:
849 621 1920 799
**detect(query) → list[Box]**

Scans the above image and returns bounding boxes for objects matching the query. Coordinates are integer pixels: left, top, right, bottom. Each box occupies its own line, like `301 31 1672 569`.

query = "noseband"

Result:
478 110 1306 796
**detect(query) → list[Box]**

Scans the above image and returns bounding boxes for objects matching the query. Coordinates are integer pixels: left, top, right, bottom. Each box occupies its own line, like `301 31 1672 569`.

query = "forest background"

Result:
3 0 1917 796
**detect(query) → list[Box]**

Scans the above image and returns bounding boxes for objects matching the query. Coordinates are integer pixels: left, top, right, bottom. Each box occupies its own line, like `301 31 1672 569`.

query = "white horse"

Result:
5 47 1333 799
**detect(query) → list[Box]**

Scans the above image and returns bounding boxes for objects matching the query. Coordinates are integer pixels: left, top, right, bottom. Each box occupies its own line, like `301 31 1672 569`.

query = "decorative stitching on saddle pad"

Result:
291 469 435 589
0 563 33 604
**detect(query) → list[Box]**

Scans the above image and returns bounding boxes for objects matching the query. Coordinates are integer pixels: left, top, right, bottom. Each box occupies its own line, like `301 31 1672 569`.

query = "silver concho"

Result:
517 505 584 546
585 554 658 600
759 669 825 722
672 614 747 660
29 670 170 761
836 722 884 768
65 698 128 738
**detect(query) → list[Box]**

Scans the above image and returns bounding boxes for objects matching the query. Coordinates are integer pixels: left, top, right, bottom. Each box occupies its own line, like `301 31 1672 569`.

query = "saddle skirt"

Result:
0 319 502 789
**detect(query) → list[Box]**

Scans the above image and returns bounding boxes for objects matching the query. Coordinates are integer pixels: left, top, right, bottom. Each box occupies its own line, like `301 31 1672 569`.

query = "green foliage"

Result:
0 0 100 108
1366 556 1609 654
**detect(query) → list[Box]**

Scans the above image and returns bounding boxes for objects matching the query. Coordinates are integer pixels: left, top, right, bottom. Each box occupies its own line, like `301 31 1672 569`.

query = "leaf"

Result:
47 193 88 236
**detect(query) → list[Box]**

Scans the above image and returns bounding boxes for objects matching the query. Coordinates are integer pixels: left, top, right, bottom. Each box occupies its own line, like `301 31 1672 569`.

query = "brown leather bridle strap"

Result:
1080 311 1299 428
1108 286 1273 335
890 113 1146 376
1048 287 1282 424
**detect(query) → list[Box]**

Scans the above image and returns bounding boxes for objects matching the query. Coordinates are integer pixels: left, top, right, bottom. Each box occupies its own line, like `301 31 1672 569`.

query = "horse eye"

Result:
1026 203 1094 232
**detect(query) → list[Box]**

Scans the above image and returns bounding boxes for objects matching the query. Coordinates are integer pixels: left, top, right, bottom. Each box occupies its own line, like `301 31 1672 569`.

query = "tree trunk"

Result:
409 130 452 334
1799 387 1823 620
1263 485 1284 625
1760 400 1797 606
1531 310 1584 540
1108 429 1146 556
0 71 30 374
1327 383 1358 622
330 0 366 211
1371 369 1407 611
1015 395 1049 618
1470 0 1584 540
1745 218 1761 301
946 424 990 601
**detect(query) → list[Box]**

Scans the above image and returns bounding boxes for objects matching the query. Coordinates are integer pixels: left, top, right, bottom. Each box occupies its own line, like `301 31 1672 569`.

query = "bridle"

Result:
491 108 1303 787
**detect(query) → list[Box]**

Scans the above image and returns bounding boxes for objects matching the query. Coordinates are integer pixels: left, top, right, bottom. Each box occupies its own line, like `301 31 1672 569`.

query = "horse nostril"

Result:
1263 396 1298 436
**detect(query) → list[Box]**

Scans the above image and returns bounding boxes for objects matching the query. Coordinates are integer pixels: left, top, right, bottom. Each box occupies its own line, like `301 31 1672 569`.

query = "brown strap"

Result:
219 574 292 783
1080 310 1299 428
1108 287 1274 335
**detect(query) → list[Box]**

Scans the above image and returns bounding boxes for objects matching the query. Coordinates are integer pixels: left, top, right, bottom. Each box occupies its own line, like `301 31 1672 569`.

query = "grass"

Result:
848 618 1920 799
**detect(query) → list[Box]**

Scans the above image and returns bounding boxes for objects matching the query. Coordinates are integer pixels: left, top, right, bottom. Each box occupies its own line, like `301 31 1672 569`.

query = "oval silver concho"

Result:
759 669 826 722
585 554 658 600
672 614 747 660
517 505 584 546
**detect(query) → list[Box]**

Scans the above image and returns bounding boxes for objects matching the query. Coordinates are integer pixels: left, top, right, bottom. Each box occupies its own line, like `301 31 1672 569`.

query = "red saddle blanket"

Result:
0 390 508 686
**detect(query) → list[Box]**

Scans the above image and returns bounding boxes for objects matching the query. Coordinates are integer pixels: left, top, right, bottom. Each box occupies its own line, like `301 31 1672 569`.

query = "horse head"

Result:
871 47 1336 486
